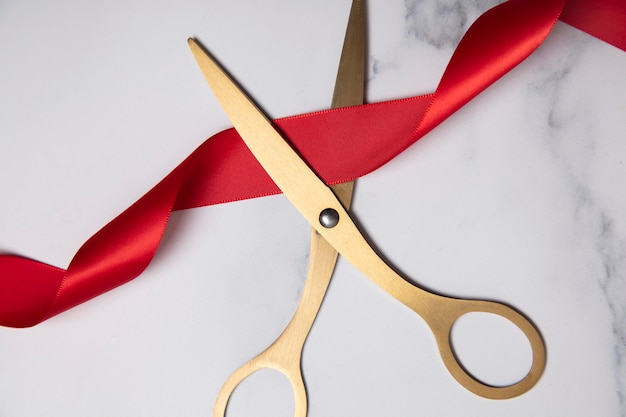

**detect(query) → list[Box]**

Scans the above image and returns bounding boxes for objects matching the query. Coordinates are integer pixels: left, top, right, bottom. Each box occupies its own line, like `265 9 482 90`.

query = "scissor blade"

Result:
331 0 365 110
329 0 364 206
188 38 349 233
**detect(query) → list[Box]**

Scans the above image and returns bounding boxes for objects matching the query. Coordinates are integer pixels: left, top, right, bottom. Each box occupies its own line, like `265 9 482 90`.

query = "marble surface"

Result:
1 0 625 416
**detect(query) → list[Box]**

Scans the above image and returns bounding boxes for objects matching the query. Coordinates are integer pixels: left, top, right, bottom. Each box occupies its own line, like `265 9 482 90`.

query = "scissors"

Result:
188 0 546 414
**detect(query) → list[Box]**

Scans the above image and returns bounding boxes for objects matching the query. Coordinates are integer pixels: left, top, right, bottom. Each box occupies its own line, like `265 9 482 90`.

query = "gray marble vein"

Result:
526 28 626 414
404 0 501 49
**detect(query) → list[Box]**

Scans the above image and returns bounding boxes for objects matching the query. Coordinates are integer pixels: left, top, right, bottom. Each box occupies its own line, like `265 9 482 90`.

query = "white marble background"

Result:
1 0 625 416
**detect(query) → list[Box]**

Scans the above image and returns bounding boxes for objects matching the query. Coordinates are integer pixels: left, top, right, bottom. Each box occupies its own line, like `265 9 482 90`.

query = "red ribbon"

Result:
1 0 625 328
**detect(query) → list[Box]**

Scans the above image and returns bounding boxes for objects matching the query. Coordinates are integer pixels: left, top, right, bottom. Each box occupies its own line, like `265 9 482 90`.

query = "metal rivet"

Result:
319 208 339 228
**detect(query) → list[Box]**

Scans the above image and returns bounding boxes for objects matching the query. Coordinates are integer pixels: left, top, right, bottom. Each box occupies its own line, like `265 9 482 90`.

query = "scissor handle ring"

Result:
212 354 308 417
423 297 546 399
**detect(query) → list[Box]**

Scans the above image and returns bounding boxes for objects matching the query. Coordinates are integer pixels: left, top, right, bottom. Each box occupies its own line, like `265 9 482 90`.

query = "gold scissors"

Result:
188 0 546 414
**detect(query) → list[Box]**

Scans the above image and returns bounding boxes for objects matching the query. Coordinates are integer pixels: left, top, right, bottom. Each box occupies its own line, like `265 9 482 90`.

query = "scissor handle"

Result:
297 194 546 399
212 348 308 417
417 294 546 399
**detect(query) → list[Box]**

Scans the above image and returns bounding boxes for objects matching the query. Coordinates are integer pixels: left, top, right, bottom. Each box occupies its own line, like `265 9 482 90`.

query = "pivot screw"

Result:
319 208 339 228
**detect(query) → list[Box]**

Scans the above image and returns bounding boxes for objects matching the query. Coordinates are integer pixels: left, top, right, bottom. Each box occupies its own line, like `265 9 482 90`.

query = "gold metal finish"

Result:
207 2 364 417
189 0 545 404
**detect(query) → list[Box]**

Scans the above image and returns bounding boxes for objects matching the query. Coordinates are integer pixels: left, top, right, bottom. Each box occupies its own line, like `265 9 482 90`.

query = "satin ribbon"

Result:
1 0 625 328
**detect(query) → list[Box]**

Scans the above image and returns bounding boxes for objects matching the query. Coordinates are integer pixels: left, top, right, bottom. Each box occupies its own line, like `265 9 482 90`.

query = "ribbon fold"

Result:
1 0 625 328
